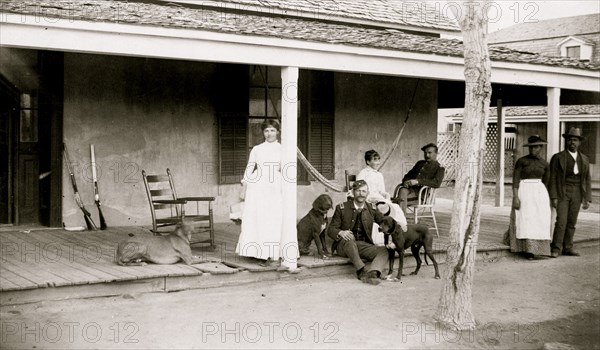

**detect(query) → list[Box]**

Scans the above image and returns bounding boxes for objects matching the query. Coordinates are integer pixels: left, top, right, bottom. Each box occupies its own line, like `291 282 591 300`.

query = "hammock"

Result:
258 66 419 192
296 147 346 192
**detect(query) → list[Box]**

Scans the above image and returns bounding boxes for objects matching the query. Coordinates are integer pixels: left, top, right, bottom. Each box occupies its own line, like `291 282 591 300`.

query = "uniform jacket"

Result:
327 200 384 245
402 160 445 188
548 150 592 202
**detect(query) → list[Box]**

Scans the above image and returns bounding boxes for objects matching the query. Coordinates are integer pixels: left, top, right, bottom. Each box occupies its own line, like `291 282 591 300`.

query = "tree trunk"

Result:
433 0 492 330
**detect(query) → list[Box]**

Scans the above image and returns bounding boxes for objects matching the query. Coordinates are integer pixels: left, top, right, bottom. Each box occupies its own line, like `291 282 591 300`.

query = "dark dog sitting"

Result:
297 194 333 259
116 222 197 266
379 216 440 281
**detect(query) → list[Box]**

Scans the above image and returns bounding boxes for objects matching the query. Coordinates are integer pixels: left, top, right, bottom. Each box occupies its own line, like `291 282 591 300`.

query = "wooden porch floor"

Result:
1 199 598 293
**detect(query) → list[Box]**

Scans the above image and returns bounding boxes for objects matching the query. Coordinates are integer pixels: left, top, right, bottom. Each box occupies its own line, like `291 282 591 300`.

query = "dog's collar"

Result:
382 219 397 234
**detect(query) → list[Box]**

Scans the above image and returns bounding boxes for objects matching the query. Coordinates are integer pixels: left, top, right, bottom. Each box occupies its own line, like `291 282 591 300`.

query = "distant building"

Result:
488 13 600 63
445 105 600 184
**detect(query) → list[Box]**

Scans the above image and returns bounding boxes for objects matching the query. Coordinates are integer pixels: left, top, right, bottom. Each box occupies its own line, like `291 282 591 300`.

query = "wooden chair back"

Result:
142 169 186 233
142 168 216 248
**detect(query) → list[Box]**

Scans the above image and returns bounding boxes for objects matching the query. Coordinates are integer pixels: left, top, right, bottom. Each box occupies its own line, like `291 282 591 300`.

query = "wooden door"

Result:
0 86 16 225
16 93 41 225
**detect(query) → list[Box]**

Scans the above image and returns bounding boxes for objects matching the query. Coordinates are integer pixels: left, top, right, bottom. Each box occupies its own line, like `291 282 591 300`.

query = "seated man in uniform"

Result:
328 180 388 285
397 143 445 212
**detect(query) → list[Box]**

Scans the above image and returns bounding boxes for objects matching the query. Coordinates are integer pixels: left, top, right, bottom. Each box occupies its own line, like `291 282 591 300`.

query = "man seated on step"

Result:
396 143 445 212
328 180 388 285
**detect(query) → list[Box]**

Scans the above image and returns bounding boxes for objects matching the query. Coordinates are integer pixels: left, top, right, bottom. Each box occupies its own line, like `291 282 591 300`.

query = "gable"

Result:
557 36 594 61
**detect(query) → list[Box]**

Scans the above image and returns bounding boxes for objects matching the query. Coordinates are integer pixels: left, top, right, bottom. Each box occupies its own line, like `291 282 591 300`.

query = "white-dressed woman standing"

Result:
236 119 298 271
504 135 552 259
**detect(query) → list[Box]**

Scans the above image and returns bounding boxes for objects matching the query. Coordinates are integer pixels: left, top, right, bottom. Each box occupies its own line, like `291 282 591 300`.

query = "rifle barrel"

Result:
90 144 107 230
64 143 97 231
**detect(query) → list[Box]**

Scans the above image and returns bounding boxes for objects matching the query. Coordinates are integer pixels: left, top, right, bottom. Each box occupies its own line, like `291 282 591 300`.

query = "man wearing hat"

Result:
548 127 592 258
396 143 446 212
328 180 388 285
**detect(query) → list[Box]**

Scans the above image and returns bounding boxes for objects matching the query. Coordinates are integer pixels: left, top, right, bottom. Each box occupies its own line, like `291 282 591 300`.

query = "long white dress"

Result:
235 141 284 260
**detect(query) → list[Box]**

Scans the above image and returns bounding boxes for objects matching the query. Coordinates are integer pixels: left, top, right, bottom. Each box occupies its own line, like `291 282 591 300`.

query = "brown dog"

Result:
297 194 333 259
379 216 440 281
116 222 196 266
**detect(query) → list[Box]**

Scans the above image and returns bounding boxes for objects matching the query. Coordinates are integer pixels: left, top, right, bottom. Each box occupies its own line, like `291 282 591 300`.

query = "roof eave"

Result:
162 0 462 35
1 15 598 92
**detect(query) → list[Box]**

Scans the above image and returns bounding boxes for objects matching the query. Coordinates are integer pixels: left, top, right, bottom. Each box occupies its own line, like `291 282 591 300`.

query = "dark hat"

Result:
421 143 438 151
352 179 368 190
562 127 584 140
523 135 547 147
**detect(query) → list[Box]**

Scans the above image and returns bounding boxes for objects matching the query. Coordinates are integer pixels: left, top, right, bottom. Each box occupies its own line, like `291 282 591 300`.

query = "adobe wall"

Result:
63 53 221 227
62 53 439 226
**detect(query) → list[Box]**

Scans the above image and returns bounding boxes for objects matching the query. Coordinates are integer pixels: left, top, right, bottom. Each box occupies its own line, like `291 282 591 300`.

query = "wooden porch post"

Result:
280 66 299 269
547 87 561 160
495 99 505 207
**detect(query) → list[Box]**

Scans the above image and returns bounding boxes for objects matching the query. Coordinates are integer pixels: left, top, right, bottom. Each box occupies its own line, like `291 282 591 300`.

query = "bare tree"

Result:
433 0 492 330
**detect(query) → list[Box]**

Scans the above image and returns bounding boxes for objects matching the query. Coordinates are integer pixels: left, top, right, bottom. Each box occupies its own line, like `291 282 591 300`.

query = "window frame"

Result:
565 45 581 59
217 65 335 184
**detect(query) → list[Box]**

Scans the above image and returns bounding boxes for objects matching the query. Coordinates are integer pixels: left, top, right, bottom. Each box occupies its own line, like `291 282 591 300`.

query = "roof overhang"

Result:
450 114 600 124
1 15 599 92
163 0 462 36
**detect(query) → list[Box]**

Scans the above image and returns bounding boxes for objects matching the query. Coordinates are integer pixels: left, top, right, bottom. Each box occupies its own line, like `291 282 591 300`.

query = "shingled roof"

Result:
163 0 461 32
2 0 599 71
488 13 600 44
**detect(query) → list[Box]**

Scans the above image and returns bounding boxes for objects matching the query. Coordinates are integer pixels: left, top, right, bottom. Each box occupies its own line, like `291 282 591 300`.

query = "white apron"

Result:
515 180 551 240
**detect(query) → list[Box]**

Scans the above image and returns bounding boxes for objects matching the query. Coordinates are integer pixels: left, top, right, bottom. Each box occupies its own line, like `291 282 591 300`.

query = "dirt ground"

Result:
1 242 598 350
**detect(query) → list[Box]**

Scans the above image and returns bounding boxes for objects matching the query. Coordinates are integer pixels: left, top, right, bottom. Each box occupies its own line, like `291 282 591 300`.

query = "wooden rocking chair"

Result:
344 170 357 201
142 168 215 249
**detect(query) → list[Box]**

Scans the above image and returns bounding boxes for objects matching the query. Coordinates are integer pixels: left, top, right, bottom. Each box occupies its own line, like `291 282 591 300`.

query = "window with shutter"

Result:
217 65 335 184
307 71 335 180
219 113 248 184
309 115 335 179
217 64 249 185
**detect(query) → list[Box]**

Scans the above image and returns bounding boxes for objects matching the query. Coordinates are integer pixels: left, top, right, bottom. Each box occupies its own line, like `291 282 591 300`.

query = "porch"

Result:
2 195 598 306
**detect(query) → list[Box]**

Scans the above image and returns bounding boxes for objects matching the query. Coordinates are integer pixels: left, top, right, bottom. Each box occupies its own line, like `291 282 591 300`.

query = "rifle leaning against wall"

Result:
63 143 97 231
90 144 107 230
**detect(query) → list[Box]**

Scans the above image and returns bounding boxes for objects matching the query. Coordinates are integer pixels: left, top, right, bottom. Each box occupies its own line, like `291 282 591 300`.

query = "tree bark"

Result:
433 0 492 330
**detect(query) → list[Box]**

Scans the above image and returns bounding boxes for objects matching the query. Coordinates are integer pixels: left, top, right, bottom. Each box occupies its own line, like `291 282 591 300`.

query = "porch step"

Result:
2 240 597 306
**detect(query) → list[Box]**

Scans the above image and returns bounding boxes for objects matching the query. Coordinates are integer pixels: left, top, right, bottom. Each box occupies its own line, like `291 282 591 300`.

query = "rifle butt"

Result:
84 215 98 231
97 205 107 230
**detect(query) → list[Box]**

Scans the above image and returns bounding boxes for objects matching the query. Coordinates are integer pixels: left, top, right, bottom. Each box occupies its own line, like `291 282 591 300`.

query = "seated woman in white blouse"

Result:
357 150 407 232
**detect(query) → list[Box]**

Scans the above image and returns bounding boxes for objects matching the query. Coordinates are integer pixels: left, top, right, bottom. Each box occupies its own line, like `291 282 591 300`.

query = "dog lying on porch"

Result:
297 194 333 259
116 222 197 266
378 216 440 281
